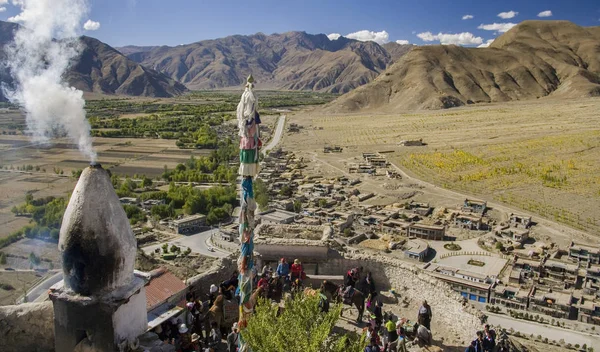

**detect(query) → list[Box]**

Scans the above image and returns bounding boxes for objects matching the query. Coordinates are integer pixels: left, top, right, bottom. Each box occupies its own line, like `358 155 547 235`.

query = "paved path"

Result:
142 228 230 258
18 271 62 304
487 312 600 347
262 115 286 155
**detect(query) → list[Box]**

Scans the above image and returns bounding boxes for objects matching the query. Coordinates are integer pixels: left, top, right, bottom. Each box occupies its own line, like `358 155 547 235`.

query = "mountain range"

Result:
0 20 187 102
118 32 413 93
328 20 600 112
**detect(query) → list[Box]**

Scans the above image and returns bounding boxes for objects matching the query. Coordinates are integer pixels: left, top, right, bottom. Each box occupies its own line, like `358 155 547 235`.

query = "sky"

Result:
1 0 600 48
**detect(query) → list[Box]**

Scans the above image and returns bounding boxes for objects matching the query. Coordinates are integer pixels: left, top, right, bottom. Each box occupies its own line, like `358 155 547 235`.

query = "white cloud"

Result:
395 39 409 45
478 23 517 33
417 31 483 46
462 14 474 20
345 30 389 45
0 0 8 4
327 30 390 45
0 7 6 12
498 11 518 19
477 39 495 48
83 19 101 31
537 10 552 18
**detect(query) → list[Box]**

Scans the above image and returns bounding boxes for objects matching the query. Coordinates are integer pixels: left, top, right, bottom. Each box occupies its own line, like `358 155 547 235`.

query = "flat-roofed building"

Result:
512 257 542 279
528 286 574 319
424 264 492 303
382 219 411 235
569 243 600 264
404 239 429 262
542 259 579 288
173 214 206 234
491 285 530 310
454 213 484 230
510 213 532 229
578 297 600 325
462 199 487 214
258 209 297 225
407 223 445 241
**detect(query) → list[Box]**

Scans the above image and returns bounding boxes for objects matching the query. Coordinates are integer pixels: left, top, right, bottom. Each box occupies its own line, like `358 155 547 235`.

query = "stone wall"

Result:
0 302 55 352
187 255 237 298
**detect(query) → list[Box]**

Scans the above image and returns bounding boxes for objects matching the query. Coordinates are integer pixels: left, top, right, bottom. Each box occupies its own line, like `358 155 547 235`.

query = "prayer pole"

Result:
236 74 260 351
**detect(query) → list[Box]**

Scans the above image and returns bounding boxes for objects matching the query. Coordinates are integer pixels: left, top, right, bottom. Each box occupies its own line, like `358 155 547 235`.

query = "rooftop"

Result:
143 268 186 312
404 239 429 253
173 214 206 225
258 209 298 222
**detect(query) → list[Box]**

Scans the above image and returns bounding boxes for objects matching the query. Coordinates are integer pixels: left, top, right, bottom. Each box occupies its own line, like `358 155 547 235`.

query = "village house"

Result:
424 263 493 303
462 199 487 214
454 213 485 230
258 209 298 225
403 238 430 262
528 286 575 319
511 256 542 280
490 285 530 310
141 268 187 330
119 197 139 205
510 213 532 229
569 243 600 264
173 214 206 234
577 296 600 325
541 259 579 289
407 223 445 241
382 219 411 235
406 201 433 216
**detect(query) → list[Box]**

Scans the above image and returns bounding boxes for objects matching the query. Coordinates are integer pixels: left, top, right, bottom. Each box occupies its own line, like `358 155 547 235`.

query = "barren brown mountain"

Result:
119 32 413 93
0 21 187 101
329 20 600 112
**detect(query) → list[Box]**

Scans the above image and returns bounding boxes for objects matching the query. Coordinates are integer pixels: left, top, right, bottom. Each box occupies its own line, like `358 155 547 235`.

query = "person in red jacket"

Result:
290 258 304 283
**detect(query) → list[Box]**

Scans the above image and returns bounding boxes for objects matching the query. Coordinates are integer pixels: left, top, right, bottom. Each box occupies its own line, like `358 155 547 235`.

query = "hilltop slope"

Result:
119 32 413 93
328 21 600 112
0 21 187 101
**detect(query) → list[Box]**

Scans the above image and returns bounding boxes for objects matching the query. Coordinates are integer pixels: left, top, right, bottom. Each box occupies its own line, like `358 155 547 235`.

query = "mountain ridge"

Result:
327 20 600 112
118 31 413 93
0 20 187 101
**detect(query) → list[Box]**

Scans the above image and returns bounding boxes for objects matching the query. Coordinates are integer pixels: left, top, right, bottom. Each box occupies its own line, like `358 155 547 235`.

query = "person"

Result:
220 271 239 300
385 315 398 351
208 321 222 350
471 331 484 352
483 328 495 352
483 324 496 343
276 258 290 279
257 273 269 297
290 259 303 283
364 336 381 352
417 300 432 331
177 324 194 352
343 267 359 299
373 301 383 329
209 284 218 306
362 271 377 299
465 340 477 352
261 263 271 277
227 322 239 352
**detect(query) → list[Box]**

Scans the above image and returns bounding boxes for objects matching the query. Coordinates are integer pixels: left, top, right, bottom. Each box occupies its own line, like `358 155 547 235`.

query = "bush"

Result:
242 293 366 352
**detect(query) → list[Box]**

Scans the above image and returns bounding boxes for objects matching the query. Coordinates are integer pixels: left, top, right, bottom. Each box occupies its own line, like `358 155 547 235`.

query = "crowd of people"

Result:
465 324 510 352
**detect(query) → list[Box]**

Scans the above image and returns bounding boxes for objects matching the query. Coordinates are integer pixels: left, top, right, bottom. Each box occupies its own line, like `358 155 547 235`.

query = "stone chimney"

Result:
50 164 147 352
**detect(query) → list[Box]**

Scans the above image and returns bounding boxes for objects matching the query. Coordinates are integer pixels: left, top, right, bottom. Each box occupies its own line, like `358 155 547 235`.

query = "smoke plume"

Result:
4 0 97 162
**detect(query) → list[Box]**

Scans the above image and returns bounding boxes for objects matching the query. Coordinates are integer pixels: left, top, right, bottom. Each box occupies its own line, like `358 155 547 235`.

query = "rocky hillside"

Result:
0 20 186 101
119 32 413 93
328 21 600 112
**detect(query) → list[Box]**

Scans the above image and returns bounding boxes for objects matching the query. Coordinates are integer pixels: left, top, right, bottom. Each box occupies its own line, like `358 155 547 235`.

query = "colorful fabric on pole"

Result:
237 77 260 352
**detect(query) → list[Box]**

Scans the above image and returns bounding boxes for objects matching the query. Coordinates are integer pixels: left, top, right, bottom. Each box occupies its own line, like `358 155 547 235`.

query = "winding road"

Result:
141 228 230 259
262 114 286 155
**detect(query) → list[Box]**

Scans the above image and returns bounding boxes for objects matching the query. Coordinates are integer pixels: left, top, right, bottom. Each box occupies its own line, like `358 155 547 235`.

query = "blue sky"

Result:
1 0 600 47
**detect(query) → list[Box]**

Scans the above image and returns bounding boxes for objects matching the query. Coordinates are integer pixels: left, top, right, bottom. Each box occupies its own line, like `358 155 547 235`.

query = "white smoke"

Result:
4 0 97 162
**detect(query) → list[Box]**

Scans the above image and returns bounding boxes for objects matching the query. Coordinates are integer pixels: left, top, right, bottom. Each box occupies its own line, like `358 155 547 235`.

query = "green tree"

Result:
242 293 366 352
495 242 504 251
141 176 153 188
280 185 293 197
162 243 169 253
71 169 83 179
29 252 40 266
254 178 270 211
0 252 6 264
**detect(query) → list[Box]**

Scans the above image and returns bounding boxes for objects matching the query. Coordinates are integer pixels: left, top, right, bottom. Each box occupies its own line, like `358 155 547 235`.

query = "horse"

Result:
321 280 365 322
206 294 224 336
